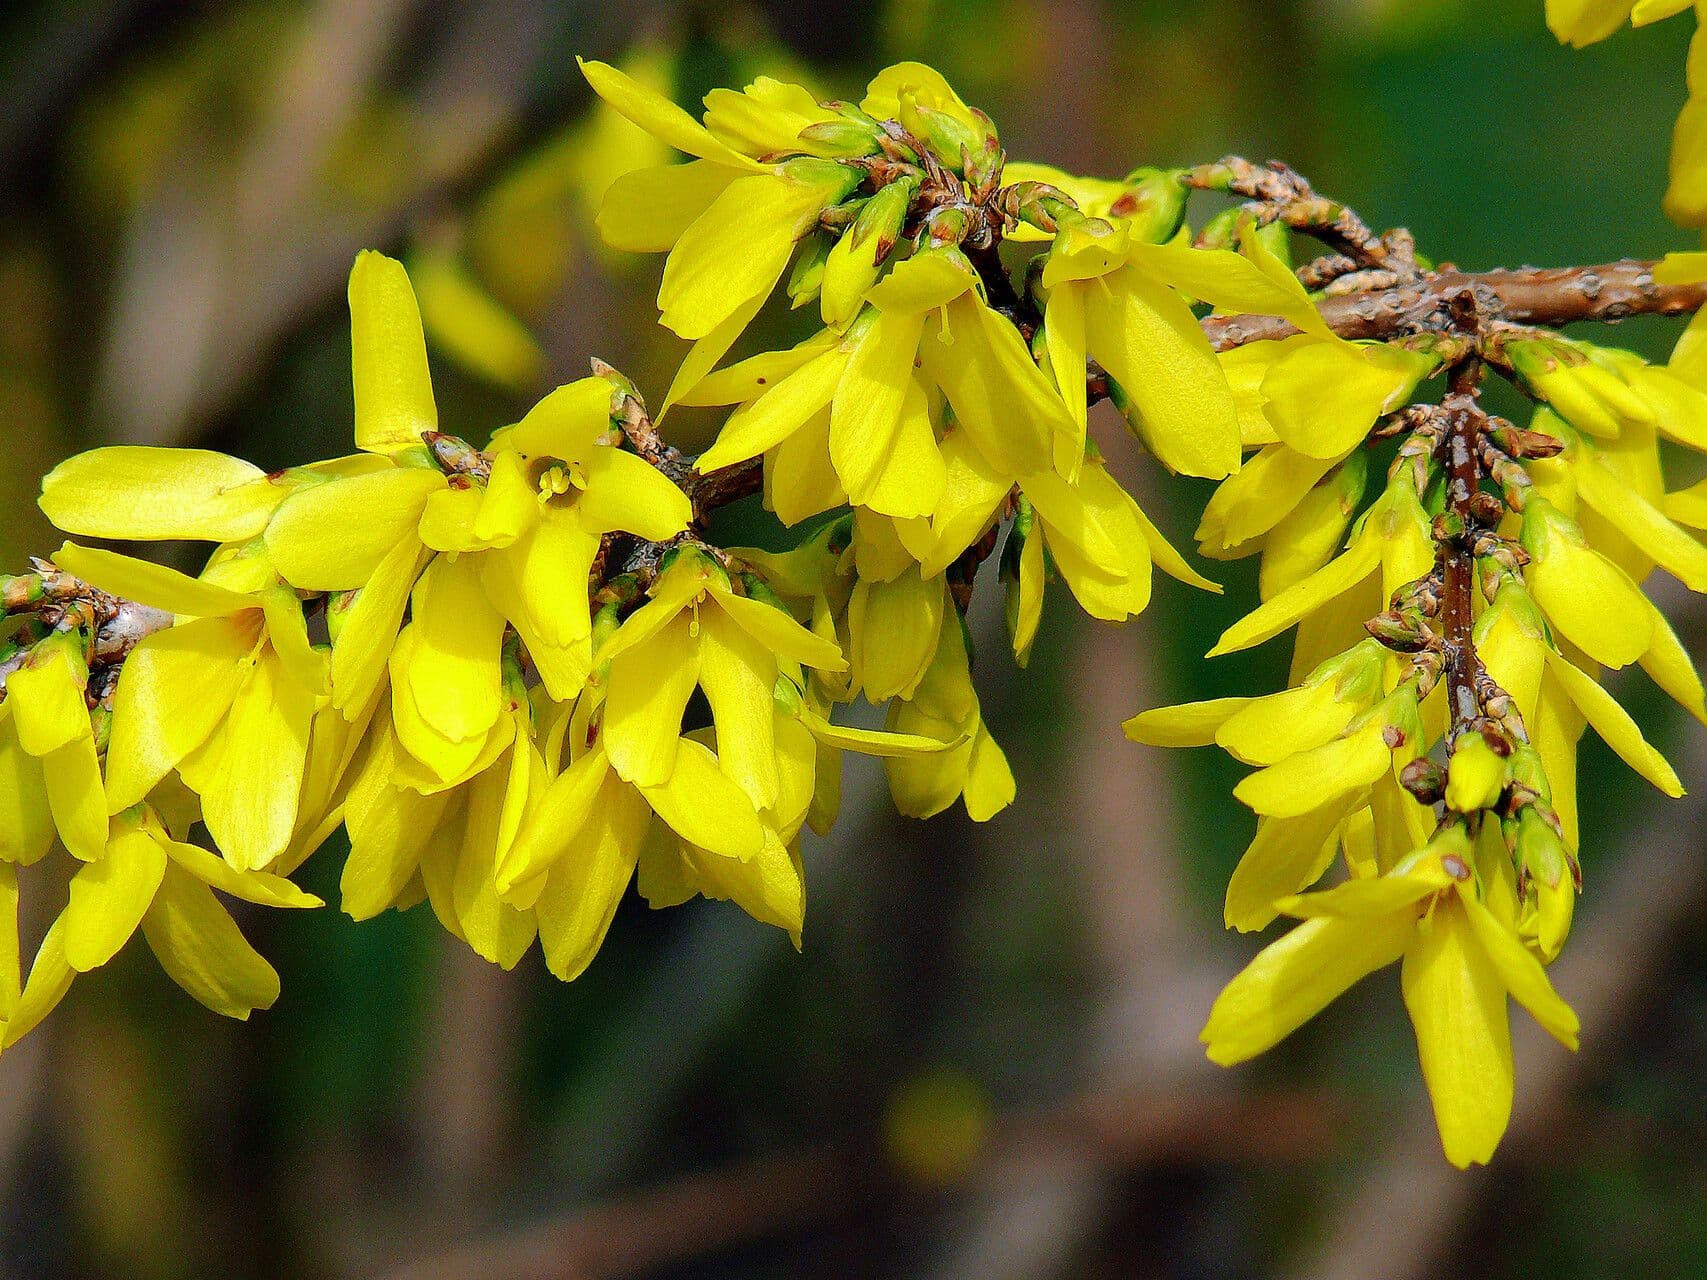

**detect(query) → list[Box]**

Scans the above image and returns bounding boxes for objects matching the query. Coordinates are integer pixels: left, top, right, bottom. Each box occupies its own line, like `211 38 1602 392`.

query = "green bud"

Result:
796 117 884 157
1195 206 1242 251
788 230 834 309
1514 808 1577 960
821 179 913 327
896 94 983 171
1108 167 1188 244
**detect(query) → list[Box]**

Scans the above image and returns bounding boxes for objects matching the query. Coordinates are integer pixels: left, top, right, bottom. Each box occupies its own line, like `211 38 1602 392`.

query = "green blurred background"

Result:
2 1 1706 1276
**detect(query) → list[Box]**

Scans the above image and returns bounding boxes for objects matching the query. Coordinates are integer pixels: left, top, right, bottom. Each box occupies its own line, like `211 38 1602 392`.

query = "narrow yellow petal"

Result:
264 468 442 591
141 864 280 1018
49 543 253 619
1122 697 1250 748
348 250 437 454
638 738 767 860
1459 890 1579 1050
40 447 276 542
603 617 699 787
1401 895 1514 1169
64 827 167 971
1202 912 1411 1066
1544 650 1685 796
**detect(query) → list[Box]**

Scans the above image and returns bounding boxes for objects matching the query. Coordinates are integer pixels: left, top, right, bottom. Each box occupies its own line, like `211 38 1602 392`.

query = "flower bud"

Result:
787 230 833 309
897 93 985 171
821 179 913 327
1514 808 1578 960
1446 733 1508 813
1109 167 1189 244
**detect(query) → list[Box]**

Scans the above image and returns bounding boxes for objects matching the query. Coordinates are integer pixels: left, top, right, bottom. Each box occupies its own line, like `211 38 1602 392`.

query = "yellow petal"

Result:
341 729 452 919
1459 890 1579 1050
1575 454 1707 591
1260 341 1433 460
1233 719 1391 818
348 250 437 454
534 774 650 979
330 543 430 717
1122 697 1250 748
1208 536 1379 657
597 159 746 252
578 57 763 169
1401 895 1514 1169
1201 912 1411 1065
264 468 442 591
407 554 506 745
717 591 848 671
4 914 75 1048
575 446 694 540
0 715 53 865
163 838 321 908
829 312 931 509
63 827 167 971
1083 268 1240 479
698 610 780 808
105 616 255 811
1640 600 1707 724
183 652 315 871
638 738 767 860
141 863 280 1018
604 616 699 787
40 447 276 542
1224 796 1357 932
50 543 253 619
1524 498 1653 669
1544 650 1685 796
659 172 827 340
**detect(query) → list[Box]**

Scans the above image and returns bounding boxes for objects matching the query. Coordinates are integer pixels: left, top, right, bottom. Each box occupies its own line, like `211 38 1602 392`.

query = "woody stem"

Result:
1440 358 1488 745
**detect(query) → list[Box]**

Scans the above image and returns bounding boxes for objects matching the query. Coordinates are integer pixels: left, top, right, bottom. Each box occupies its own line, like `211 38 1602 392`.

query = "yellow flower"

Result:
578 58 862 405
1126 640 1418 931
1038 217 1333 479
692 249 1076 517
3 803 320 1047
596 546 846 808
39 445 289 544
492 718 771 982
1206 475 1434 662
884 608 1014 822
1202 827 1579 1168
52 543 326 872
4 630 106 863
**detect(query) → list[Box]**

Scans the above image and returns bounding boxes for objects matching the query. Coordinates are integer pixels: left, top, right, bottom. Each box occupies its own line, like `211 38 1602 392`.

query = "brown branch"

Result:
1202 259 1707 350
1439 359 1487 742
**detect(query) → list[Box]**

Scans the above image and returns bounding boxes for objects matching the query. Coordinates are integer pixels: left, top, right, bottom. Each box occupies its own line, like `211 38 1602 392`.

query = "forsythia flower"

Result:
51 543 326 872
1201 826 1578 1168
598 546 846 808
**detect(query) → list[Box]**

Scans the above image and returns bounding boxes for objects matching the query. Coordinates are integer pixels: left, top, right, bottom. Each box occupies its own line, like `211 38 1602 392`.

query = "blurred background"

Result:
3 1 1706 1276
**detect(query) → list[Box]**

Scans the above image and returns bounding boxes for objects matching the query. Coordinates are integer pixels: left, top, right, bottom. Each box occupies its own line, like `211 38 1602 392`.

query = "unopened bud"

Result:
788 230 833 309
1108 167 1189 244
1446 733 1508 813
1400 755 1447 804
896 95 984 171
821 179 913 327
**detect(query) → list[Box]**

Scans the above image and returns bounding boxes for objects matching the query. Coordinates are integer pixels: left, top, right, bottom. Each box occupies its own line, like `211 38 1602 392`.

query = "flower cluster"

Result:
1 49 1703 1174
1129 228 1707 1164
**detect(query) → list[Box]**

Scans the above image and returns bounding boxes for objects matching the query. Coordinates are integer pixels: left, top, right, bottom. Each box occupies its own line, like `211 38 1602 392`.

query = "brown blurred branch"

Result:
373 1087 1341 1280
